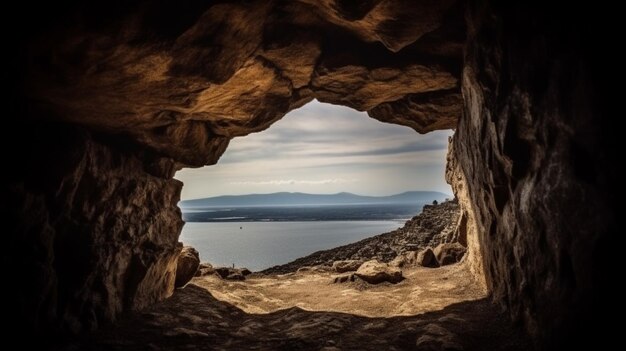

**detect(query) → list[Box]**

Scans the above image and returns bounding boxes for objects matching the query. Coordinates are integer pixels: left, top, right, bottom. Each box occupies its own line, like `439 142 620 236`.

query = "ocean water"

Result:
180 220 403 271
181 203 424 222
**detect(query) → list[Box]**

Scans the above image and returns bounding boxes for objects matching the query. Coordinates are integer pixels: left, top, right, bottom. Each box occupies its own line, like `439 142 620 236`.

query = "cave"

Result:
6 0 615 349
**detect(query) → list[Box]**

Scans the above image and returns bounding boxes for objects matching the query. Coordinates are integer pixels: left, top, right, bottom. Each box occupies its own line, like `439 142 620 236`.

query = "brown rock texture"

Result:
434 242 466 266
8 0 464 336
416 248 439 268
6 123 183 333
451 2 615 348
174 246 200 288
355 260 403 284
332 260 363 273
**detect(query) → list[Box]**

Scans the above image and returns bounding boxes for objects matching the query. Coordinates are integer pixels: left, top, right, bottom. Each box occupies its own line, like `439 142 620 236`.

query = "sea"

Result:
179 203 426 271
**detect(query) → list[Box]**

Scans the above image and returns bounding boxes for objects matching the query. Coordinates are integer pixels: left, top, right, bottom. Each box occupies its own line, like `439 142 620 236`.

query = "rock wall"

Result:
454 2 615 347
446 138 486 290
5 122 183 334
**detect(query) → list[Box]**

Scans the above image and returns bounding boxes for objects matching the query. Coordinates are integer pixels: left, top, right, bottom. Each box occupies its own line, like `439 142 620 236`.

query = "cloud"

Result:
175 100 453 198
229 178 358 185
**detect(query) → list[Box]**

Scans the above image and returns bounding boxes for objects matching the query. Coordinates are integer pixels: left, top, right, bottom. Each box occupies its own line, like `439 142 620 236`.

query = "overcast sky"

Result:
175 100 453 200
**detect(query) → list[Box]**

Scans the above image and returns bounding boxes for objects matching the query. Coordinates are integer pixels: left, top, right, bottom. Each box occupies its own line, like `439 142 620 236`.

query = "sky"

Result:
175 100 453 200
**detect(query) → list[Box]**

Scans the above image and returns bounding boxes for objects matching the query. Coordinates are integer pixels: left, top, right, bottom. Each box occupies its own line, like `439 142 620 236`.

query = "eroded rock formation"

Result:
452 2 615 348
6 0 614 348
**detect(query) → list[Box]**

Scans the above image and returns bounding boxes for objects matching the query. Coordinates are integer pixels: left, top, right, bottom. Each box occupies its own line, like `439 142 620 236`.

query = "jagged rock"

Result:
355 260 403 284
417 248 439 268
332 260 363 273
434 243 466 266
175 246 200 288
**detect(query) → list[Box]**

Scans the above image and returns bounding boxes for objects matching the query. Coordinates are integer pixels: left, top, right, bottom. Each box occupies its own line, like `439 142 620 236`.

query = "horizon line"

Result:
181 190 454 202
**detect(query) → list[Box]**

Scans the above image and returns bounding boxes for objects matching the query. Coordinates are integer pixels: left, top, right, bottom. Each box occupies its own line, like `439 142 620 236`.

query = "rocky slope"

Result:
262 200 461 274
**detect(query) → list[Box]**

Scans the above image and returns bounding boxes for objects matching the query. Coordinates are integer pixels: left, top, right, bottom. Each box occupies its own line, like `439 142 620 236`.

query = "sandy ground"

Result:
193 264 486 317
64 263 533 350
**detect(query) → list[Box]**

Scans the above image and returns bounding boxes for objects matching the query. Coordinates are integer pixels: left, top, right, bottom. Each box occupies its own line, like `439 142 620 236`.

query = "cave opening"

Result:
171 100 486 317
7 1 612 349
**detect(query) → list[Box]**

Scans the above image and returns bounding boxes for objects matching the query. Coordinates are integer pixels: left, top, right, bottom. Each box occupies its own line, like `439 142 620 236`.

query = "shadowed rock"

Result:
175 246 200 288
434 243 466 266
418 248 439 268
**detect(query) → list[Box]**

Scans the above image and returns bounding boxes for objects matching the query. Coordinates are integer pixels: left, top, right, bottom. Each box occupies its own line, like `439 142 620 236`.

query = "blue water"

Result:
180 221 403 271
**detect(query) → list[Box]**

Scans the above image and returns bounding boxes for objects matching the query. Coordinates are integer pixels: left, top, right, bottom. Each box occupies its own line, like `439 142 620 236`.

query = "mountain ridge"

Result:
179 191 450 208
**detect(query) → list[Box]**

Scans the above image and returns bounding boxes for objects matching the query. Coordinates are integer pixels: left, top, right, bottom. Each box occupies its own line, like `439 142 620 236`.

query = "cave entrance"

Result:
173 100 485 317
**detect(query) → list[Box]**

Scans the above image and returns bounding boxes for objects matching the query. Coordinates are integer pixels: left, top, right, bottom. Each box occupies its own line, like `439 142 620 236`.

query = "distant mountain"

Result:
179 191 450 208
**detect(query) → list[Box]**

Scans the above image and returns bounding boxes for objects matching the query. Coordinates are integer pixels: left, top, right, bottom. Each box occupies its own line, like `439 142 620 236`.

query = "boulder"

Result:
391 250 423 268
332 260 363 273
215 267 233 279
195 262 215 277
355 260 404 284
417 248 439 268
434 243 466 266
215 266 249 280
175 246 200 288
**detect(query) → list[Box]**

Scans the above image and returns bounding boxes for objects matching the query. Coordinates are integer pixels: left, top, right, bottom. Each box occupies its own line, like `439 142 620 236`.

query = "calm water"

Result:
180 221 403 271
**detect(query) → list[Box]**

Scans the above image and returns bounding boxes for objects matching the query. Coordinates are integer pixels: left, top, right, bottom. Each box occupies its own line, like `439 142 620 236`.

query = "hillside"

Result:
261 199 461 274
179 191 450 208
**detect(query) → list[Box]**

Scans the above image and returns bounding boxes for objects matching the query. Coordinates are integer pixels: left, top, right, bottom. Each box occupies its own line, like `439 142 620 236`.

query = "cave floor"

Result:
67 265 532 350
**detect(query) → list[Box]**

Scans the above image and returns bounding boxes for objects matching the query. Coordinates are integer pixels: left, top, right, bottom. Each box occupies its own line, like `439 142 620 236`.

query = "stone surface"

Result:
6 124 183 334
451 2 615 348
332 260 363 273
434 243 466 266
19 0 464 162
355 260 403 284
174 246 200 288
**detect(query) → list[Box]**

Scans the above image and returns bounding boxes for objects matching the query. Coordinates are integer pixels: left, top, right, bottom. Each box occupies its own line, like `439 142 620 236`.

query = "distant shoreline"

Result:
181 203 431 223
